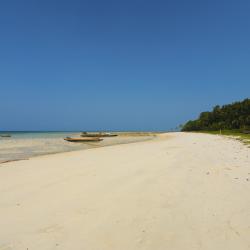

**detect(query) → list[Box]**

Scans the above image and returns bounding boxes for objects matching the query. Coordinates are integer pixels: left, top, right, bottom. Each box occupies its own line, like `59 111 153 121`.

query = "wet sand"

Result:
0 132 155 163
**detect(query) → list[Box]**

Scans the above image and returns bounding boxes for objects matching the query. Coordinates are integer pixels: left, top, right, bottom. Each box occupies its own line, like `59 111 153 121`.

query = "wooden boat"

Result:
64 137 103 142
81 132 117 137
242 130 250 134
0 134 11 137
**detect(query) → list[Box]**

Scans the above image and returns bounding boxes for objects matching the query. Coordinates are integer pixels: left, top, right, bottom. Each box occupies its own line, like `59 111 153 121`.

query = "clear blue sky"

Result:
0 0 249 131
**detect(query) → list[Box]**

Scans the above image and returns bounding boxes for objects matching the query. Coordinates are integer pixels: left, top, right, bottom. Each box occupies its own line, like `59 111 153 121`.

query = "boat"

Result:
0 134 11 138
81 132 117 137
64 137 103 142
242 130 250 134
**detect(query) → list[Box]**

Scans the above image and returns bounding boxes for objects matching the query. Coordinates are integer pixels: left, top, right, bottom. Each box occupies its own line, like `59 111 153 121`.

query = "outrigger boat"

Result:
64 137 103 142
81 132 117 137
0 134 11 138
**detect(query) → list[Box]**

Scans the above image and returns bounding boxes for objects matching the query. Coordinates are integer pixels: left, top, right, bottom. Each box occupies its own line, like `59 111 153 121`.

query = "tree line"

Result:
181 98 250 131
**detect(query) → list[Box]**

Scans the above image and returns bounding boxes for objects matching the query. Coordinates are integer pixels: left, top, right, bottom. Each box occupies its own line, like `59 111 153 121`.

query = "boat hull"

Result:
64 137 103 142
81 133 117 138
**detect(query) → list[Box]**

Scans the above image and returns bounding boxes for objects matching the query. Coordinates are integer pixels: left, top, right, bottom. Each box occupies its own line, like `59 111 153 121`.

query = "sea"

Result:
0 131 153 163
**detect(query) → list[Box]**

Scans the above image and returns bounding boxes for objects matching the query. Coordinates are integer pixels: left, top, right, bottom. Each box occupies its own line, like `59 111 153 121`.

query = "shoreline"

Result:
0 132 159 165
0 132 249 250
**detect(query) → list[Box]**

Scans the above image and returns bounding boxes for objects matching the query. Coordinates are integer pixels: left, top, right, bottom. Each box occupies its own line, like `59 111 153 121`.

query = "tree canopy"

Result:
182 98 250 131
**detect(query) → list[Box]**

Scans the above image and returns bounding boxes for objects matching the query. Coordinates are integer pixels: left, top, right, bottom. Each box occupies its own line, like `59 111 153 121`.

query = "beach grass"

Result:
198 130 250 145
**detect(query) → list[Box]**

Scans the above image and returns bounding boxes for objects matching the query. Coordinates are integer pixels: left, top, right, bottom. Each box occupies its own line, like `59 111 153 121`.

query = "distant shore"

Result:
0 131 159 164
0 132 250 250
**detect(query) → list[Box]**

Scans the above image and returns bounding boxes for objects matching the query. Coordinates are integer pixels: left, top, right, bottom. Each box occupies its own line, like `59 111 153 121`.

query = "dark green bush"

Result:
182 98 250 131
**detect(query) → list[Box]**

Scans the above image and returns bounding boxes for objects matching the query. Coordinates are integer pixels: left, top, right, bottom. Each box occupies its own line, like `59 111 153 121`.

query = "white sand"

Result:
0 132 250 250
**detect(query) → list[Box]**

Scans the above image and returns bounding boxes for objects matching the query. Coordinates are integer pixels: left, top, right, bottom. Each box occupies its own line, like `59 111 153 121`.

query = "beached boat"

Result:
0 134 11 138
81 132 117 137
64 137 103 142
242 130 250 134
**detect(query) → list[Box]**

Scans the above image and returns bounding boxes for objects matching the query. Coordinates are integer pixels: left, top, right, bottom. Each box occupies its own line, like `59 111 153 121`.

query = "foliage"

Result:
182 98 250 131
198 130 250 145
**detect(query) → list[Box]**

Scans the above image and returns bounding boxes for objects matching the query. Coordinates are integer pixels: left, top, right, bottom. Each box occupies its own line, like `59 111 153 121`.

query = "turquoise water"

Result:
0 131 152 163
0 131 79 139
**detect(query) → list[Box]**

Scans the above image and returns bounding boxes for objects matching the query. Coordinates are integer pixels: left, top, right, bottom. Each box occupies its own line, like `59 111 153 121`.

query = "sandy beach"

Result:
0 132 250 250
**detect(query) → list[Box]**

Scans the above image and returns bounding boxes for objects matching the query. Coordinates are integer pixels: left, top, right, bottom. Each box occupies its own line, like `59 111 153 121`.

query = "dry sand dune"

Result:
0 132 250 250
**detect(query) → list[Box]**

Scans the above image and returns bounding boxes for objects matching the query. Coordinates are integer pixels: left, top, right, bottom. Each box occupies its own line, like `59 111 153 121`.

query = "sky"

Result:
0 0 250 131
